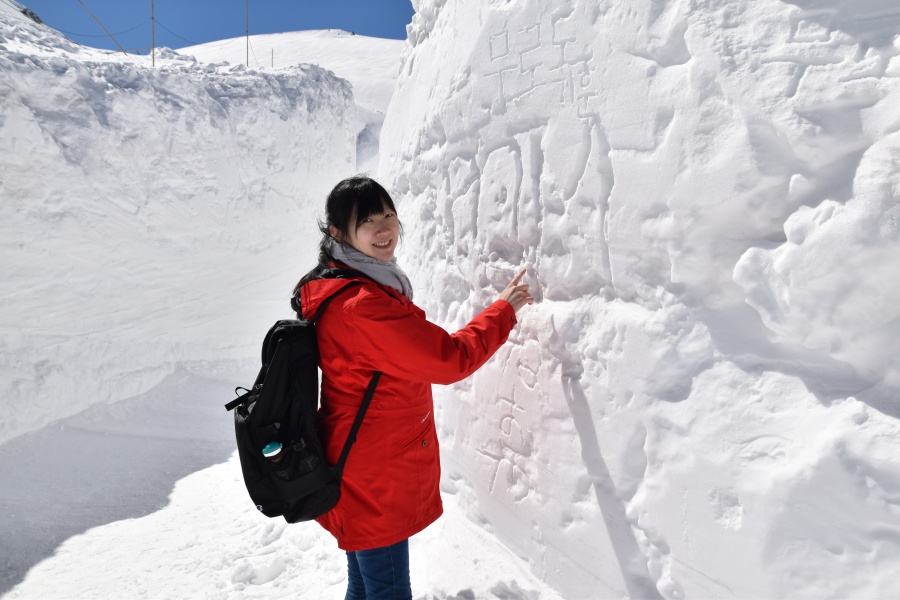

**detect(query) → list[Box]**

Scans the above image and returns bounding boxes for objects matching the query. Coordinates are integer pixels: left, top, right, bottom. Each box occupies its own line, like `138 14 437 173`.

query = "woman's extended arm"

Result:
349 270 532 384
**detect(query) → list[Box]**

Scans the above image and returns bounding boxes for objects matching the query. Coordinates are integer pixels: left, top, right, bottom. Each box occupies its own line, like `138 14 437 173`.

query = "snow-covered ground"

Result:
1 365 558 599
2 0 900 598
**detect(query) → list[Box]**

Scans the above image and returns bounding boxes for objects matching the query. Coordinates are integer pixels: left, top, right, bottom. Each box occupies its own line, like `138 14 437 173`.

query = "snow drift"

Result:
0 13 358 445
381 0 900 597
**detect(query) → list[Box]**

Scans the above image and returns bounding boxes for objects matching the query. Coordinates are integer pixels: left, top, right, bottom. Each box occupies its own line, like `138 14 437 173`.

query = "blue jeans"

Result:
345 539 412 600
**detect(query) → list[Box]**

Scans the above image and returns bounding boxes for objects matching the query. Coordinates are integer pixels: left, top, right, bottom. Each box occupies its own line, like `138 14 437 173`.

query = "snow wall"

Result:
380 0 900 598
0 15 358 445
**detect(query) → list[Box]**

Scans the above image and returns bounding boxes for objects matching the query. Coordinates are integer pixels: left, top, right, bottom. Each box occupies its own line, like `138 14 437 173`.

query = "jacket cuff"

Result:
493 299 518 326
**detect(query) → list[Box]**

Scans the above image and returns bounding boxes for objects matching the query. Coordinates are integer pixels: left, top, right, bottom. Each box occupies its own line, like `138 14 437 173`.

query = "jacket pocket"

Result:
399 413 433 451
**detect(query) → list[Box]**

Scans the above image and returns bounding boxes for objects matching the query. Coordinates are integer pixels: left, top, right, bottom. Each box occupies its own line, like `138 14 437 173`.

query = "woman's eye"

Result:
385 212 396 219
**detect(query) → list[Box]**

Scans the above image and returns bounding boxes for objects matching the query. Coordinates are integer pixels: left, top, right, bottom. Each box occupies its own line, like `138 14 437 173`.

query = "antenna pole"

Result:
151 0 155 66
246 0 249 67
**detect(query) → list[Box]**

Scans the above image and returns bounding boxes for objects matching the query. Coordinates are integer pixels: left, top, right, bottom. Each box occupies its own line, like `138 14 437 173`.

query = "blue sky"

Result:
21 0 415 52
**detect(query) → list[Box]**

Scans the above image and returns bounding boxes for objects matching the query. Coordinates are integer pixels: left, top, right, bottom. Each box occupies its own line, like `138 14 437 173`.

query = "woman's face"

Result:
338 202 400 262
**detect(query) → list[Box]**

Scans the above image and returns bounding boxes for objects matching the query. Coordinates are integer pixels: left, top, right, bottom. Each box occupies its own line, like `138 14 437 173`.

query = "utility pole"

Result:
151 0 155 67
246 0 249 67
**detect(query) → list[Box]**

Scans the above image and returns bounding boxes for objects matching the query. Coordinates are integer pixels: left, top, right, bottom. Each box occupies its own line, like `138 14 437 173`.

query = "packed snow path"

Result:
0 367 236 593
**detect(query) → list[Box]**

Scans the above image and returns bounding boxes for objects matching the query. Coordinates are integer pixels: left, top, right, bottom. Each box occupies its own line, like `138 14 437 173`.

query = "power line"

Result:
0 0 21 14
1 0 151 52
54 19 150 39
1 0 42 24
248 38 263 70
0 0 23 14
74 0 128 55
10 1 253 60
153 18 196 46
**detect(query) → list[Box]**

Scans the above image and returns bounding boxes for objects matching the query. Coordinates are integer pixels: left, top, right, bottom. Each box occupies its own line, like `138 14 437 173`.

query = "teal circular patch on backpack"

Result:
262 441 282 458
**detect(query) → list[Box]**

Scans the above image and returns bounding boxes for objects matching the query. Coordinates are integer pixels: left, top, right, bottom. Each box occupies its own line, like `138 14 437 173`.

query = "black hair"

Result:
292 176 399 311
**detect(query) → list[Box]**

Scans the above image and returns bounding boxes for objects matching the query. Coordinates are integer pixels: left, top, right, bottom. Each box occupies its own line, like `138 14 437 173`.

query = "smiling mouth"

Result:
374 240 392 248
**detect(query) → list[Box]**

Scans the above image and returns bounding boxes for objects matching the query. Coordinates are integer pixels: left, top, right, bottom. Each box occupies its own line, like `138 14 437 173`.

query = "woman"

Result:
294 176 532 599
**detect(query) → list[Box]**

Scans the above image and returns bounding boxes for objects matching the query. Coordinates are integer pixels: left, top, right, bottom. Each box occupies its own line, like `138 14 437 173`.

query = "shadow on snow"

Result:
0 366 237 595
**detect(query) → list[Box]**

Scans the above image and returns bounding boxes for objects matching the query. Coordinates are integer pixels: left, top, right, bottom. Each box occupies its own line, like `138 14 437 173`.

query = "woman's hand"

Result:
499 268 534 313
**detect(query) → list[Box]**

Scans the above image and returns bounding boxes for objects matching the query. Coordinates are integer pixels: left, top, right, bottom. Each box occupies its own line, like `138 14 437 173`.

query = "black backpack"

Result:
224 277 380 523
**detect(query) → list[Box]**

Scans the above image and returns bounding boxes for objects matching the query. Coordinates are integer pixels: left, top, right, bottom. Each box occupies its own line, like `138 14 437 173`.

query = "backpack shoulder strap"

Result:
291 266 376 317
333 370 382 480
307 280 366 323
292 269 384 476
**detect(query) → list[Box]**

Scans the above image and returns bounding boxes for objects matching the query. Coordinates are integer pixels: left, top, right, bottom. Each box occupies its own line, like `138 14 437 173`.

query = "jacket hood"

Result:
299 275 362 321
299 268 405 321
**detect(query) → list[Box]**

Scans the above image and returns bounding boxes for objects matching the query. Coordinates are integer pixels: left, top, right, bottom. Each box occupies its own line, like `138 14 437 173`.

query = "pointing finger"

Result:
511 268 526 286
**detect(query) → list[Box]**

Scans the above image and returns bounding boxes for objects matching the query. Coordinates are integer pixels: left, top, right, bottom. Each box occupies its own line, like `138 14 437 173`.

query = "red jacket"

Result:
300 273 517 551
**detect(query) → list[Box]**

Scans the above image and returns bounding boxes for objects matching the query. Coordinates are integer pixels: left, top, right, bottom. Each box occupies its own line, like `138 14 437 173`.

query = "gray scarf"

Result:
330 242 414 300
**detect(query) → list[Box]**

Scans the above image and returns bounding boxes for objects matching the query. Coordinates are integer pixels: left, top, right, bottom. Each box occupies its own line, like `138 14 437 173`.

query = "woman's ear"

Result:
329 225 341 241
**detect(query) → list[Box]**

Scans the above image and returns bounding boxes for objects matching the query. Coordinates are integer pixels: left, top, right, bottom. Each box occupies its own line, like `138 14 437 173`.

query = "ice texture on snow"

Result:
736 131 900 391
0 15 359 446
381 0 900 597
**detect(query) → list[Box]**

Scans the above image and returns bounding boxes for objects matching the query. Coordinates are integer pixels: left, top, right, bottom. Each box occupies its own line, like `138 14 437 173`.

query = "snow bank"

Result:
179 29 403 115
0 14 358 445
381 0 900 597
178 29 404 175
